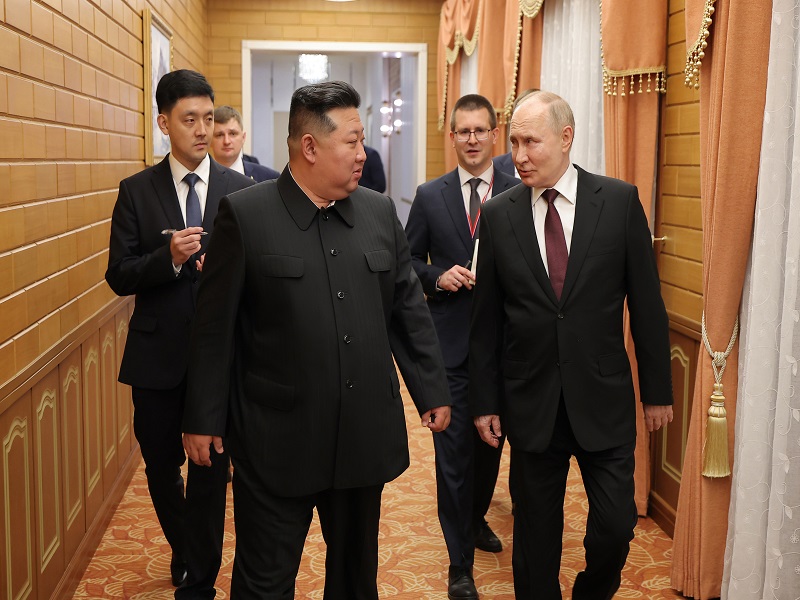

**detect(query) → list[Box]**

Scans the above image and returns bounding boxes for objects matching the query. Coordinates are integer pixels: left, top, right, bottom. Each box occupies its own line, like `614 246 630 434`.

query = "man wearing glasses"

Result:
405 94 519 599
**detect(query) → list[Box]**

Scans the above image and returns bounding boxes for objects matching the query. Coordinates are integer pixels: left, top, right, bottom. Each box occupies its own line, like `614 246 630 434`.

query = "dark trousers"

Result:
132 384 229 599
230 455 384 600
511 399 637 600
434 362 505 569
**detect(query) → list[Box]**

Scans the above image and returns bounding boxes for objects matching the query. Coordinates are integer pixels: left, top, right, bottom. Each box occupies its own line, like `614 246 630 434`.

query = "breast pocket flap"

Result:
261 255 304 278
244 372 296 411
365 249 392 272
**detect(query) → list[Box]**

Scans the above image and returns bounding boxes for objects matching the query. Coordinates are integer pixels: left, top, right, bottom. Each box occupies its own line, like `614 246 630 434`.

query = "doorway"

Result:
241 41 427 224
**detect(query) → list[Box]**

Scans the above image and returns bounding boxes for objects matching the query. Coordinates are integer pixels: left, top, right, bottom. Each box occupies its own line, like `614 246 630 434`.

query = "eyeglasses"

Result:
454 128 491 142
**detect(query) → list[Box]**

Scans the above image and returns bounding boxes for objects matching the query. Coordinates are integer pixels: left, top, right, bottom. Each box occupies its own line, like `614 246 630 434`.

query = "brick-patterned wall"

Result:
0 0 207 388
204 0 445 179
658 0 702 328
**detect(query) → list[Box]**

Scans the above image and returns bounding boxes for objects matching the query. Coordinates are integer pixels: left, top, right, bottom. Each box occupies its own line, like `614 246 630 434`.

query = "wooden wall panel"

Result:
99 318 118 497
59 348 85 563
82 331 103 523
0 391 37 600
31 370 63 600
650 331 699 536
114 309 131 457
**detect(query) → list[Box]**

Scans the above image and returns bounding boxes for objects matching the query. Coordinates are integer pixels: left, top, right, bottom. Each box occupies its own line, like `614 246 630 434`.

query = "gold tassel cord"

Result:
700 311 738 478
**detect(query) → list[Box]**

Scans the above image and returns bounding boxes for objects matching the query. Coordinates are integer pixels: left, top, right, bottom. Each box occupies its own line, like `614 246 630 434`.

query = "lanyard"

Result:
468 172 494 238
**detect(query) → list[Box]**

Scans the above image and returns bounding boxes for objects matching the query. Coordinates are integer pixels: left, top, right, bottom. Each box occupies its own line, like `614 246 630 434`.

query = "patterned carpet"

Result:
74 386 680 599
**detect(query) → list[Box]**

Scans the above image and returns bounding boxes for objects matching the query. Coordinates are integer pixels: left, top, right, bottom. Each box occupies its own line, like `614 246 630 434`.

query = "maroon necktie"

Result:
542 188 568 299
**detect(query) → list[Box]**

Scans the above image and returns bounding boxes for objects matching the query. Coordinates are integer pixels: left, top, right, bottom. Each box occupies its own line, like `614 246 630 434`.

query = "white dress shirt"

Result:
229 151 246 176
169 153 211 225
530 163 578 276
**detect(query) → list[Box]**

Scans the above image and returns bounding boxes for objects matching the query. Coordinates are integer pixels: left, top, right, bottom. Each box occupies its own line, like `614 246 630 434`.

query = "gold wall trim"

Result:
35 388 62 573
84 348 102 496
661 345 691 483
4 417 33 600
101 332 118 469
63 366 83 529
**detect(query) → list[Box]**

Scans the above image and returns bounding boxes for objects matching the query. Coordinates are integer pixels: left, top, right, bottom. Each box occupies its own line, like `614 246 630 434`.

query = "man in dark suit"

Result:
406 93 517 600
360 145 387 192
105 70 254 598
492 151 516 178
470 90 673 599
182 81 452 600
211 105 280 182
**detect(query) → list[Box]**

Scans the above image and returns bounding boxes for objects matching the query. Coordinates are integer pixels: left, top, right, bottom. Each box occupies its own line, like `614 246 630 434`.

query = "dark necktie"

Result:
468 177 481 236
184 172 202 228
542 188 568 299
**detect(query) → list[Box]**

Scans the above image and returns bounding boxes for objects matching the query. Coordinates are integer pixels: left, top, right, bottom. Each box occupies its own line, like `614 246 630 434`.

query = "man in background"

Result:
211 105 279 182
182 81 452 599
493 88 538 179
360 145 387 192
406 93 518 600
470 90 673 599
105 70 254 598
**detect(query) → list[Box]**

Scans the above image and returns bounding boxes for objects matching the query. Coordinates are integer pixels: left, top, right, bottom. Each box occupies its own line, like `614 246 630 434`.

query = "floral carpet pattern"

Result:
74 383 681 599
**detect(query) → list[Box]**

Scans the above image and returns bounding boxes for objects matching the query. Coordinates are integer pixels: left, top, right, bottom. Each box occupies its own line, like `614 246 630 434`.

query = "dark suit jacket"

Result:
360 146 386 192
242 153 259 164
492 152 516 178
183 169 450 496
105 155 254 390
469 166 672 453
243 160 279 182
405 168 518 368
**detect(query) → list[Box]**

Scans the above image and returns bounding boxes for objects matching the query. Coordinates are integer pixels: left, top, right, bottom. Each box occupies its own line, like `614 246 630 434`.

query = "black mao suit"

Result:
469 166 672 598
105 155 253 597
183 168 450 597
405 167 517 569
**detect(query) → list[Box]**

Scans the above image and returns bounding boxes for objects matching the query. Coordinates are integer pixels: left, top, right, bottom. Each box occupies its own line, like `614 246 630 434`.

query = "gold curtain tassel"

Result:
702 382 731 477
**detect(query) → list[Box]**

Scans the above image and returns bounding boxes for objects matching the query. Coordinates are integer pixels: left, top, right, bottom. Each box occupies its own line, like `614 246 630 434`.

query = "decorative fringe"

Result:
598 0 666 98
702 383 730 477
684 0 716 89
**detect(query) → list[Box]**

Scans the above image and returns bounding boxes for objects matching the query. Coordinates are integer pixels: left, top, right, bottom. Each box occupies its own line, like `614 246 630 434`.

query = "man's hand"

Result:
170 226 205 266
183 433 224 466
195 253 206 272
437 264 476 293
643 404 673 432
421 405 451 432
474 414 502 447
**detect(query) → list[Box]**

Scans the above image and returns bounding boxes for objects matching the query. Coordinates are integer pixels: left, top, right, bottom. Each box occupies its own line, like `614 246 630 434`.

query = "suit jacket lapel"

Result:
151 156 184 229
441 170 473 253
507 185 559 304
560 166 603 304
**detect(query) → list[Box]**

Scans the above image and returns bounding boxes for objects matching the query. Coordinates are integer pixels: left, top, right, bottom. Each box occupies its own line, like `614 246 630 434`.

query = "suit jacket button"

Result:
556 361 560 367
343 334 352 344
346 379 354 389
330 248 339 256
557 312 564 319
337 291 345 299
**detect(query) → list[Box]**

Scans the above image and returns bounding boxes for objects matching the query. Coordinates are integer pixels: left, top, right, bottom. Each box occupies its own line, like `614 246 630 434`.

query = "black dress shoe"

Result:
474 521 503 553
448 566 479 600
170 556 187 587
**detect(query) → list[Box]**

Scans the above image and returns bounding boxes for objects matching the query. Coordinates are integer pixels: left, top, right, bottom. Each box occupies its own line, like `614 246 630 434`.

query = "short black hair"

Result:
288 81 360 140
155 69 215 115
450 94 497 131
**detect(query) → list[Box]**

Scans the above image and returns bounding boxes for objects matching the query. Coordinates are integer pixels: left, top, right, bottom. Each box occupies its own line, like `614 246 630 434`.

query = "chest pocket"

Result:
261 255 304 278
364 249 392 272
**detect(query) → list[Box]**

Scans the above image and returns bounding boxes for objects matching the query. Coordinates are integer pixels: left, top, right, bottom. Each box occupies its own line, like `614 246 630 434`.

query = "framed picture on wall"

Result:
143 8 173 166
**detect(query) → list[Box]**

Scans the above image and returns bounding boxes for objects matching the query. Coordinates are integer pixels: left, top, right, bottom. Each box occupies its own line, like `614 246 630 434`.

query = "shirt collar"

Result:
169 153 211 187
457 163 494 188
532 162 578 205
231 151 245 175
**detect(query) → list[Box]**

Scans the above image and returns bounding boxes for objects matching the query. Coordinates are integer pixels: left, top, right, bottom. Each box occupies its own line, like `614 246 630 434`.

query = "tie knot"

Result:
469 177 482 192
183 172 200 188
542 188 559 204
